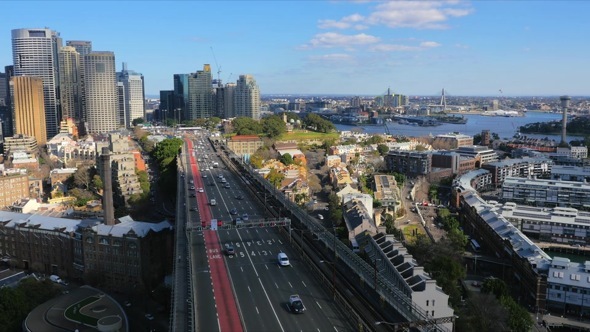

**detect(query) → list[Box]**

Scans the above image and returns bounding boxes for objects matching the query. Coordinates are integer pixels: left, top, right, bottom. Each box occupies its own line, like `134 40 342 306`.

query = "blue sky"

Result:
3 1 590 97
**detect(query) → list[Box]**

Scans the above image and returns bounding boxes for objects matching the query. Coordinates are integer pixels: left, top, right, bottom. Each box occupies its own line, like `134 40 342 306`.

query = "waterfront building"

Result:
84 52 118 133
117 63 145 127
482 158 553 188
433 133 473 149
58 46 81 121
11 28 62 138
551 165 590 182
546 257 590 315
235 74 260 120
556 146 588 160
9 76 47 146
502 177 590 209
385 150 432 176
455 145 499 166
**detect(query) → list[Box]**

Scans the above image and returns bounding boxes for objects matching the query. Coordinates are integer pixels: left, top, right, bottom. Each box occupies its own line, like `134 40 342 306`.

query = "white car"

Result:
197 188 204 193
277 252 290 266
318 214 324 220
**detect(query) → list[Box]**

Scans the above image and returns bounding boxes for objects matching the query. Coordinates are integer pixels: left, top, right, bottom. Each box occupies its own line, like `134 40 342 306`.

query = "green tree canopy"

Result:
267 168 285 189
279 153 294 165
132 118 145 126
232 117 263 135
262 115 287 138
377 144 389 156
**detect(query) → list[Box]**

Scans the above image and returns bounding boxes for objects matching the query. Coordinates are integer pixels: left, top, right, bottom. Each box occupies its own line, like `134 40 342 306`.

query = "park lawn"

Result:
64 296 100 326
278 130 339 141
402 225 426 244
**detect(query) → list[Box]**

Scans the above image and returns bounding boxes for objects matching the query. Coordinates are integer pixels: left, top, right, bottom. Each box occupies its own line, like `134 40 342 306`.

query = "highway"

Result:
183 131 355 332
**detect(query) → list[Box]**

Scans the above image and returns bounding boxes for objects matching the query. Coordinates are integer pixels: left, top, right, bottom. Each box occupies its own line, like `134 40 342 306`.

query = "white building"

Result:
84 51 118 133
235 74 260 120
117 62 145 127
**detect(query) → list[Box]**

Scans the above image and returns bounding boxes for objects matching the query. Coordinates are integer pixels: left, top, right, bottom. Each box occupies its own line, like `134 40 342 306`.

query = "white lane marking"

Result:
248 286 251 292
302 281 307 288
288 282 293 288
236 231 285 332
278 240 283 245
240 266 244 272
333 327 339 332
275 282 279 289
316 301 322 309
256 306 260 314
265 264 269 270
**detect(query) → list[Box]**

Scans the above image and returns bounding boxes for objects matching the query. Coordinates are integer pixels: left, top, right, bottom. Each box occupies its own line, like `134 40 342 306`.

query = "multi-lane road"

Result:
179 132 354 332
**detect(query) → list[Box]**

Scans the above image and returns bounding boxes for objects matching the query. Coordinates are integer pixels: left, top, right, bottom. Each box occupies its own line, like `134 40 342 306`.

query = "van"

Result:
350 239 360 253
49 275 62 284
210 199 217 206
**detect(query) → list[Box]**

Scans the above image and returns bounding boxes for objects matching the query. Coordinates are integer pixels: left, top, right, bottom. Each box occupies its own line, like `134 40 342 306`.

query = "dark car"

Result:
230 208 238 215
225 244 235 256
235 195 244 200
289 294 306 313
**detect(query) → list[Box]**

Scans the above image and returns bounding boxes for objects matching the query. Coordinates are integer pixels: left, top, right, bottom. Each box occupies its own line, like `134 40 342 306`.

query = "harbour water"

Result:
334 111 579 142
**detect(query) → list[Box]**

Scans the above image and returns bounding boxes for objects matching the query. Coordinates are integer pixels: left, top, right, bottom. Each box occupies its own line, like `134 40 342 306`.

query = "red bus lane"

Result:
186 139 243 332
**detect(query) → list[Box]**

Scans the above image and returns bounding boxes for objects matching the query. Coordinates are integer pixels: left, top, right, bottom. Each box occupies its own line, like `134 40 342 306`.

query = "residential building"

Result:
117 63 145 126
343 199 377 241
342 192 374 220
187 65 213 120
433 133 473 149
12 151 39 170
0 174 29 208
482 158 553 188
358 232 454 332
11 28 62 138
329 166 354 189
556 146 588 160
226 135 263 158
373 174 400 210
84 51 118 133
502 177 590 209
9 76 47 145
455 145 499 166
551 165 590 182
235 74 261 120
385 150 431 176
58 46 81 121
224 82 236 118
431 151 476 175
546 257 590 315
49 168 77 187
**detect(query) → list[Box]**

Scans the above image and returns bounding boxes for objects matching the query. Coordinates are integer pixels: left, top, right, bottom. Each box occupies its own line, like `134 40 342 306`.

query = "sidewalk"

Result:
541 313 590 331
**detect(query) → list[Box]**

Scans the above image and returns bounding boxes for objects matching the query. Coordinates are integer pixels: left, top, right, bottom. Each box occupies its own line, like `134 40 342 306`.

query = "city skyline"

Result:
3 1 590 97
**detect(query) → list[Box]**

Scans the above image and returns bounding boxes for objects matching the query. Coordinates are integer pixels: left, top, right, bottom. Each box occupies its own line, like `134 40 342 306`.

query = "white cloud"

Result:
420 41 441 48
305 32 380 48
366 1 472 29
308 53 355 62
318 13 367 30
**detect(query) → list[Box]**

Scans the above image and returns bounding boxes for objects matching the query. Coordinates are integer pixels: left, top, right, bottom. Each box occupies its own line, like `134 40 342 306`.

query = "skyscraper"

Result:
173 74 189 121
84 52 118 133
117 82 126 127
58 46 81 121
224 83 236 118
187 65 213 120
9 76 47 145
0 72 7 106
12 28 62 138
1 66 14 138
117 62 145 127
235 74 260 120
66 41 92 124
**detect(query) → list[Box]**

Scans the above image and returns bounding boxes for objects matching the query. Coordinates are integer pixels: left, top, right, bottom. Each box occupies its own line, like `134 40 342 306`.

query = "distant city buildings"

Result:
84 51 118 133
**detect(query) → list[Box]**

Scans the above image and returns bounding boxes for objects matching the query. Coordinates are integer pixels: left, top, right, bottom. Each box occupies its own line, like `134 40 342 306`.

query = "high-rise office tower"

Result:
66 41 92 124
173 74 189 121
117 62 145 127
224 83 236 118
187 65 213 120
159 90 174 121
0 72 7 106
1 66 14 137
84 52 118 133
117 82 126 127
58 46 81 121
235 74 261 120
12 28 62 138
9 76 47 145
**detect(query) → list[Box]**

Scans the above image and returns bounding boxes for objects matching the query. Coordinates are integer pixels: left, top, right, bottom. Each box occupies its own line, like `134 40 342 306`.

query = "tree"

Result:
92 175 103 192
262 115 287 138
232 117 263 135
249 153 264 169
279 153 294 165
266 168 285 189
132 118 145 126
74 166 92 190
376 144 389 156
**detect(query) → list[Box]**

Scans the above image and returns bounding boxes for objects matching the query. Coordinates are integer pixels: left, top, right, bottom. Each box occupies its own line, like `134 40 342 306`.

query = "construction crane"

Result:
210 46 222 87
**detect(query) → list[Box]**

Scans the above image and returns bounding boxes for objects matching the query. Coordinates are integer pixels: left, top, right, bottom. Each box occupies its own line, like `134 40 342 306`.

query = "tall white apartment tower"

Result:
58 46 81 121
11 28 62 138
84 52 118 133
117 62 145 127
235 74 261 120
